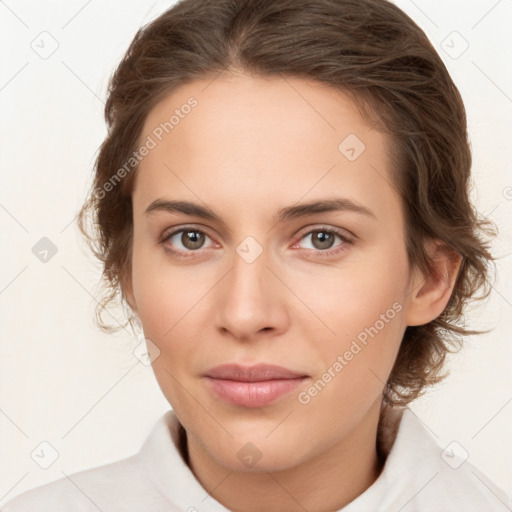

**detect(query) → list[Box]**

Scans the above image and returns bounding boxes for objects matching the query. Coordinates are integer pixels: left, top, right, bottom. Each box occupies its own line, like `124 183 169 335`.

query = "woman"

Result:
4 0 511 510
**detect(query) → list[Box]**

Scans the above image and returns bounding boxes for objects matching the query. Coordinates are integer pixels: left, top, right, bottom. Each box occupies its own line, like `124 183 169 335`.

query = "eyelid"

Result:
160 224 217 246
160 223 355 242
289 225 353 257
160 223 354 257
293 224 355 244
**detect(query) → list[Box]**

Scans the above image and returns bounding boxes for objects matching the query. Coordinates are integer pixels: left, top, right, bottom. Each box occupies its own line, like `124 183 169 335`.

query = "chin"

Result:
205 430 311 473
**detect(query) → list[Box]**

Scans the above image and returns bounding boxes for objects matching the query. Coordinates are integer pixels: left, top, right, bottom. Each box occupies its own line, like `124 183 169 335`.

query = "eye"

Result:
294 227 351 255
161 226 216 256
160 225 352 259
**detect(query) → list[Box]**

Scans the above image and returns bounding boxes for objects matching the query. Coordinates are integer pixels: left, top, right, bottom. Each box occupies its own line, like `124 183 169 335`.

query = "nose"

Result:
213 245 290 342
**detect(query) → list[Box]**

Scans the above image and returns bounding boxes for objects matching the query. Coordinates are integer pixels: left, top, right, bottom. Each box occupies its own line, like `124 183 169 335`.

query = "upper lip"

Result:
205 364 308 382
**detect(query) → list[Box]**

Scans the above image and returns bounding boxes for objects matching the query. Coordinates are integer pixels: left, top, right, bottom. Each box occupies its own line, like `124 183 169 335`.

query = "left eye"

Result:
295 228 347 252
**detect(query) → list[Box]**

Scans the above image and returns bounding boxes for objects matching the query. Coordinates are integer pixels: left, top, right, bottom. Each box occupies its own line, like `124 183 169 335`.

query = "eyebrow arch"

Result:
144 197 376 224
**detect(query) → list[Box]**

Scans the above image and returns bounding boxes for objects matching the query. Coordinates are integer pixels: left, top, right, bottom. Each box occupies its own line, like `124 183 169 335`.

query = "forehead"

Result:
134 73 401 224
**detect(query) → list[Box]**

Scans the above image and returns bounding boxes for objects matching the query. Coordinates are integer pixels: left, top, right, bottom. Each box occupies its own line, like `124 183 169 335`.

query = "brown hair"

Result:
78 0 495 407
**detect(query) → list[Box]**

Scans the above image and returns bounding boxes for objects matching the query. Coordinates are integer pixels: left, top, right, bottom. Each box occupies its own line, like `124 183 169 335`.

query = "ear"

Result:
405 239 462 327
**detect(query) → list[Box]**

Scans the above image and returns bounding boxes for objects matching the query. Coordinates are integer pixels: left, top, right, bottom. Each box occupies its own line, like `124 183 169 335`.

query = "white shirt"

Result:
3 408 511 511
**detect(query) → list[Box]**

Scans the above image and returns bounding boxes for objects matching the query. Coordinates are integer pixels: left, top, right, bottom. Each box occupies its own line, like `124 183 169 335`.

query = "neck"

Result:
185 398 389 512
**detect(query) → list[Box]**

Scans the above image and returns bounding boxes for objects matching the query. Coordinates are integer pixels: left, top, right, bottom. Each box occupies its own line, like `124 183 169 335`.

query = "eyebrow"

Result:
144 197 376 224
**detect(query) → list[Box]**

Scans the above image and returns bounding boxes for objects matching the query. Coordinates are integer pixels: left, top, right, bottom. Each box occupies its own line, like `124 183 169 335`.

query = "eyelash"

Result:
160 225 352 259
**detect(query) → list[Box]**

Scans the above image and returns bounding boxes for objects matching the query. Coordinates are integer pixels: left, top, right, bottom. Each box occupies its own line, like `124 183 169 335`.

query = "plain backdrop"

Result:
1 0 511 504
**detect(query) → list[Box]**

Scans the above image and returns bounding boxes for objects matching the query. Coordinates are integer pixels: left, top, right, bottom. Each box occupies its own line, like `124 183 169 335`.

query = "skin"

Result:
124 71 461 512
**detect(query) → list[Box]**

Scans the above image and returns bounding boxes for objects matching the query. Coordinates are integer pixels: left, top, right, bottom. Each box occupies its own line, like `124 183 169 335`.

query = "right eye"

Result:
161 226 218 257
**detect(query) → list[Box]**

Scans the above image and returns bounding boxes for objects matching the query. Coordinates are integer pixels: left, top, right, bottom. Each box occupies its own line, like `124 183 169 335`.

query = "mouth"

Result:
204 363 310 408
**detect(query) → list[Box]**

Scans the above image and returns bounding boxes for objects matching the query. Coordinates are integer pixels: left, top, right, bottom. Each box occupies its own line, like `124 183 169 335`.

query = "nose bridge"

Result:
213 236 287 339
227 241 272 312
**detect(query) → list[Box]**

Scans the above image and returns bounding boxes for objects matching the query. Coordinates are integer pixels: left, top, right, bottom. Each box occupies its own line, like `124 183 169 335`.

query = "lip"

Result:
205 363 307 381
204 364 309 408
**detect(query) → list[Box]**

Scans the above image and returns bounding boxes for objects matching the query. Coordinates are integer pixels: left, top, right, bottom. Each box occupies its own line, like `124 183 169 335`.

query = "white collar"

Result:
136 408 512 511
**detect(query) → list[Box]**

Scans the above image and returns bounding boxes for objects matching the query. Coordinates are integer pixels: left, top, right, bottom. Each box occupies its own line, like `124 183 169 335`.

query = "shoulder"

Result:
1 453 172 512
430 461 512 509
2 411 184 512
379 408 512 511
403 448 512 510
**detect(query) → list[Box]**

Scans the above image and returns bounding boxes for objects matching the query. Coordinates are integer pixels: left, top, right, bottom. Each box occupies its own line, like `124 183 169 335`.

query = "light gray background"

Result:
1 0 511 504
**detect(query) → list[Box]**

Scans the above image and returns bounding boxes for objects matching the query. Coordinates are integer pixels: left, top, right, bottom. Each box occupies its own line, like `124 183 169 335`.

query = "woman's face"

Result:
127 72 422 472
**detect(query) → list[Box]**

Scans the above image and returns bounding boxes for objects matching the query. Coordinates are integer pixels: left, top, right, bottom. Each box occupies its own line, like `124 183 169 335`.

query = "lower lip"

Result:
204 377 307 407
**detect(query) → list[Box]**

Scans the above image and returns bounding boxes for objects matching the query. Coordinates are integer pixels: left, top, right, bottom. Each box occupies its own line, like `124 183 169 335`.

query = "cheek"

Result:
298 305 406 431
130 245 209 384
298 251 409 401
131 239 202 337
131 254 202 408
298 252 409 345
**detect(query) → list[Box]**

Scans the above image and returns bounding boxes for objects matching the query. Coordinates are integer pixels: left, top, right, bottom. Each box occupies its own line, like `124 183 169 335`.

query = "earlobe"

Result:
405 240 462 327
